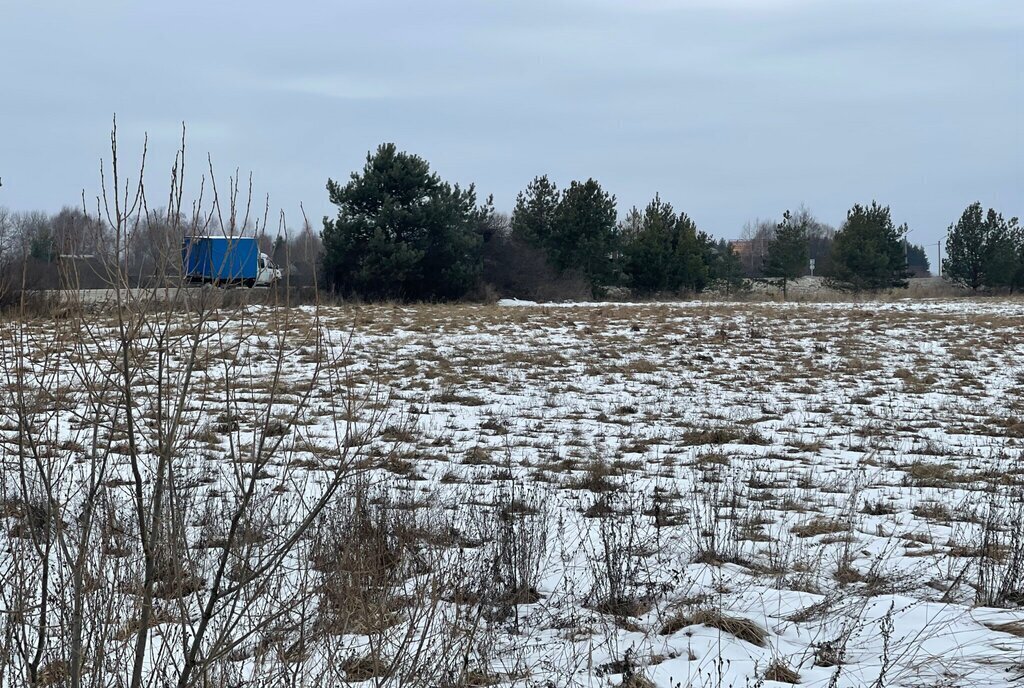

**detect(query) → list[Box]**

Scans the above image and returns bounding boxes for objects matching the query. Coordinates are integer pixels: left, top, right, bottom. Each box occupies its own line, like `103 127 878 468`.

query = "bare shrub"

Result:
484 483 549 625
0 121 393 688
974 485 1024 607
311 479 417 636
689 462 745 565
586 490 655 617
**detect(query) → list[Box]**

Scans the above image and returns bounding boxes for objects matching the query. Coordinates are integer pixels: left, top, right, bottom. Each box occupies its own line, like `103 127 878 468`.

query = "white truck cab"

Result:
256 253 283 286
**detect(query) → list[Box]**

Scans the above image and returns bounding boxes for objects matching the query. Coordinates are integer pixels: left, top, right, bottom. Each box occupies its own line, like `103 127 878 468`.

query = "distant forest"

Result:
1 144 1020 301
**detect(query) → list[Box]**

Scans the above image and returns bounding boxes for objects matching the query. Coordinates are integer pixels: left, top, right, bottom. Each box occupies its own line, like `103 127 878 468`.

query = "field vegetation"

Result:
0 124 1022 688
2 296 1024 686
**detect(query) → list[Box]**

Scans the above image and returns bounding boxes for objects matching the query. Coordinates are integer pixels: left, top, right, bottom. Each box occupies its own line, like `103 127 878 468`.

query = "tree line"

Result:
322 144 975 300
3 142 1021 301
0 204 324 301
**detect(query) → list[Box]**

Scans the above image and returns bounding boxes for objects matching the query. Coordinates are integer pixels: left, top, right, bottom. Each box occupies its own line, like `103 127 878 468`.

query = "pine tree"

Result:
943 202 988 290
905 243 931 277
828 202 909 291
708 239 746 293
679 222 712 292
549 179 619 295
510 175 559 250
321 143 483 300
763 210 809 299
982 209 1019 290
621 195 676 294
943 203 1022 291
620 196 712 294
1015 226 1024 292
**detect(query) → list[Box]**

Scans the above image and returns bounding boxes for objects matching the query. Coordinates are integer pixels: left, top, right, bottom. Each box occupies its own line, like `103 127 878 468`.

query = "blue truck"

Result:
182 236 281 287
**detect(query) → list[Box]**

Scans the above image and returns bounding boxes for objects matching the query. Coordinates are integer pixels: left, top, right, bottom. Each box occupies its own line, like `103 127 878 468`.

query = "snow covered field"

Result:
2 298 1024 686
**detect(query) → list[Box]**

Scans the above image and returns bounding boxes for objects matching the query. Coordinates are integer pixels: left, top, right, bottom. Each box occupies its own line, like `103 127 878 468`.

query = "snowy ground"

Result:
3 298 1024 686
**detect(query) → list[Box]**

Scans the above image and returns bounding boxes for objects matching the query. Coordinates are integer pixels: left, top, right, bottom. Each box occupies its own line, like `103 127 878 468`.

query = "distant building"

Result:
729 239 764 277
730 240 753 263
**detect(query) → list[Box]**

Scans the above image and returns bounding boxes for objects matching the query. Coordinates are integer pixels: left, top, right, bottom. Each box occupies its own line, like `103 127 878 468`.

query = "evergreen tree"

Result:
790 206 834 277
549 179 619 295
982 209 1020 290
905 243 931 277
763 209 809 299
707 239 746 293
827 202 909 291
620 195 711 294
321 143 483 300
621 196 676 294
943 202 1022 291
28 226 56 262
510 175 559 250
943 202 988 290
1016 229 1024 292
679 224 713 293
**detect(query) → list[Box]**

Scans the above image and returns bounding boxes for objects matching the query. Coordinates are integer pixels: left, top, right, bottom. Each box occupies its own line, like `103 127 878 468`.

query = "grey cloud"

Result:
0 0 1019 243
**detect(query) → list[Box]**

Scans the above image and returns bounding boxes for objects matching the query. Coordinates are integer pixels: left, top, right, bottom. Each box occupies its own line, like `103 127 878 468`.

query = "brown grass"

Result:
984 621 1024 637
764 659 801 683
660 609 768 647
791 517 848 539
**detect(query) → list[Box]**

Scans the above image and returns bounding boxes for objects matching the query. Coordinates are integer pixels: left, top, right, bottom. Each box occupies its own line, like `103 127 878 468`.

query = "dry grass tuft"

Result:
660 609 768 647
985 620 1024 637
904 461 959 487
763 659 801 683
341 652 388 681
791 517 848 539
681 426 745 446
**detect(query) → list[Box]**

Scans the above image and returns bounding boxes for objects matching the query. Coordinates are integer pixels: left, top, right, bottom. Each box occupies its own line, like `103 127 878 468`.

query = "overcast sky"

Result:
1 0 1020 250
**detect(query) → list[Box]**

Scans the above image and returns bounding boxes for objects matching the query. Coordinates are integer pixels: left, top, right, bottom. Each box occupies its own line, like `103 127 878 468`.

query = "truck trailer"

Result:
182 236 281 287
